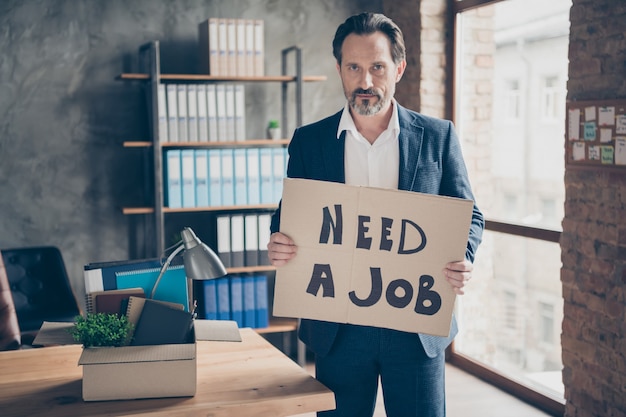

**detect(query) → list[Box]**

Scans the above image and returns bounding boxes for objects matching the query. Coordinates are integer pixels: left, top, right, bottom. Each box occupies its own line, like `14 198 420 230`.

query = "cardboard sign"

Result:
273 178 474 337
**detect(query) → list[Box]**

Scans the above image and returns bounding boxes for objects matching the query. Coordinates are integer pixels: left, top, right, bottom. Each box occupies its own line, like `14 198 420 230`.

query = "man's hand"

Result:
267 232 297 266
443 259 474 295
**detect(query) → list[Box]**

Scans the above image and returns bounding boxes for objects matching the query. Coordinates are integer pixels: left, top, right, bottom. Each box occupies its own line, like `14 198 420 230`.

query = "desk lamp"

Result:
150 227 227 312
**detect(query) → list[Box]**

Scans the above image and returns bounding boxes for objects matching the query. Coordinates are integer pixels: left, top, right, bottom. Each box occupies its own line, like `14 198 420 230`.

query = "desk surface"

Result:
0 328 335 417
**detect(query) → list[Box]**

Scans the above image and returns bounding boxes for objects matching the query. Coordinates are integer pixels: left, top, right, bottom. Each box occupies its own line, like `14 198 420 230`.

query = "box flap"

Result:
78 343 195 365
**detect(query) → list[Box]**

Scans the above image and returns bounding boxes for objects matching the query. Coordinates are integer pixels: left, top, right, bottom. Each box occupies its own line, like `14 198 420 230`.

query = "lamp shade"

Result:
181 227 227 281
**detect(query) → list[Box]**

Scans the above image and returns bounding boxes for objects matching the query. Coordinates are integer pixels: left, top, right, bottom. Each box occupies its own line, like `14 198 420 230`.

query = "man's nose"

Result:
358 70 374 90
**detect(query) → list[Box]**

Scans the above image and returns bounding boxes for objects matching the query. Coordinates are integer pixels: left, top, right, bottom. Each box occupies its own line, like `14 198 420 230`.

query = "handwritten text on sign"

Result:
273 179 473 337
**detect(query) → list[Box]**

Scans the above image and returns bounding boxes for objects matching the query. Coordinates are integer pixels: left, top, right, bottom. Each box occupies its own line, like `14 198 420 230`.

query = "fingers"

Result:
443 259 473 296
267 232 298 266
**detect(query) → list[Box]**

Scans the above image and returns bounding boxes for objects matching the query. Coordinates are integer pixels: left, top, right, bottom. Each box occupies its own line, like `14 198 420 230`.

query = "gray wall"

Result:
0 0 382 308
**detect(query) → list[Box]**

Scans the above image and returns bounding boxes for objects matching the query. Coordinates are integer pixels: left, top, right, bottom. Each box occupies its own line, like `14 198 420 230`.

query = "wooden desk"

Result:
0 328 335 417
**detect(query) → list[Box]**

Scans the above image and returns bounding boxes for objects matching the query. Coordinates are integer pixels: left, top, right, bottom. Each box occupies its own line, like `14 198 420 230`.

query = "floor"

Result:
294 363 552 417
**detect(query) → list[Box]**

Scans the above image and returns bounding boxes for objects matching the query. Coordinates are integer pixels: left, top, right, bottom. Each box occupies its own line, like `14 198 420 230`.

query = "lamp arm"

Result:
150 243 184 299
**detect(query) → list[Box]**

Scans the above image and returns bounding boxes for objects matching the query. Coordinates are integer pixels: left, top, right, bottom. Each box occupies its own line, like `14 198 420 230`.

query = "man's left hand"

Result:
443 259 474 295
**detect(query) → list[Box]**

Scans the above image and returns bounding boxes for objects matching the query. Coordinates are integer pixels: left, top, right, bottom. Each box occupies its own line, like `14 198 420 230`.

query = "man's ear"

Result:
396 60 407 82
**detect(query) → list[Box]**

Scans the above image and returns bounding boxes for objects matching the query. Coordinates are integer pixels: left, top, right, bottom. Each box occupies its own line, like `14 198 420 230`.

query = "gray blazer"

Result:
270 104 484 358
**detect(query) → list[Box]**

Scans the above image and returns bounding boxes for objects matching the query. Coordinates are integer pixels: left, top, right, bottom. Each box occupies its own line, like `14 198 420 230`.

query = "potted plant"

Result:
267 120 281 140
69 313 133 347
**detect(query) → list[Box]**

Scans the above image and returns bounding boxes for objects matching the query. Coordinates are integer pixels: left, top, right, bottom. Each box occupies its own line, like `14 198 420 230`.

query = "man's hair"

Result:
332 12 406 65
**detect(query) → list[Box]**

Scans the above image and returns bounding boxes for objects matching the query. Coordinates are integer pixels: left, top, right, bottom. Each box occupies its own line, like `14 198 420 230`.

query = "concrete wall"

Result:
0 0 383 307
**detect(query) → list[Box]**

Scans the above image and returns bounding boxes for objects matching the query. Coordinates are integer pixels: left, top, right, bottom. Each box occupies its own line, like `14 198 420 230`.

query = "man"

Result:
268 12 484 417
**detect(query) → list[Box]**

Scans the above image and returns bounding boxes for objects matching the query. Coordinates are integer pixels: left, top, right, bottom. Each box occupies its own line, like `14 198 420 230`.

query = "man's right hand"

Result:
267 232 298 266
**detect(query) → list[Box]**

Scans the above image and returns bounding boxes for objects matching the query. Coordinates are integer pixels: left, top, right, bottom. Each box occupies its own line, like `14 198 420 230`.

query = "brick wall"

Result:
385 0 448 119
562 1 626 416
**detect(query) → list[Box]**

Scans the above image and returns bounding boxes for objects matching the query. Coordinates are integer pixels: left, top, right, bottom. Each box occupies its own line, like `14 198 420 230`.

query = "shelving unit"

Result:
117 40 324 363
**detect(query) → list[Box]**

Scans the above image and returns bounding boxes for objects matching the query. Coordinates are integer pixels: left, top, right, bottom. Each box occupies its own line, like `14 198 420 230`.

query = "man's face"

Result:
337 32 406 116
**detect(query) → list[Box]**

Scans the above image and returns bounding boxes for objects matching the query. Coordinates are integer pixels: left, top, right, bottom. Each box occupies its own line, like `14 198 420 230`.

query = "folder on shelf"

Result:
233 148 248 206
215 84 227 142
259 147 273 204
131 298 193 346
216 276 231 320
242 275 256 327
187 84 198 143
244 214 259 267
84 258 164 293
208 149 222 206
156 84 168 142
245 19 255 77
165 149 182 208
220 148 235 206
116 264 189 312
257 213 272 266
206 84 218 142
246 147 260 205
229 275 244 327
166 84 178 142
195 149 209 207
253 19 265 76
177 84 188 142
198 17 220 75
218 18 228 77
227 18 237 76
230 213 245 268
199 279 218 320
234 84 246 141
181 149 196 208
254 274 269 328
236 19 246 76
272 147 286 203
225 84 236 142
196 84 209 142
216 214 232 268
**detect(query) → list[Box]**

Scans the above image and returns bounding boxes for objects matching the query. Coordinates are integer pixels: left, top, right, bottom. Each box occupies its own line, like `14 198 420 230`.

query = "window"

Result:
503 79 521 121
452 0 569 413
542 76 561 121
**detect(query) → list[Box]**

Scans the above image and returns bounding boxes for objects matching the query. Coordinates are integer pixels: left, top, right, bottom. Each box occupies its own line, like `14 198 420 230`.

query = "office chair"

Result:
1 246 80 345
0 254 20 350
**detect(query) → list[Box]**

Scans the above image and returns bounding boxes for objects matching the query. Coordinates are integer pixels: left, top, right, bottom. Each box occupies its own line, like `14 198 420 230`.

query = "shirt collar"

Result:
337 99 400 140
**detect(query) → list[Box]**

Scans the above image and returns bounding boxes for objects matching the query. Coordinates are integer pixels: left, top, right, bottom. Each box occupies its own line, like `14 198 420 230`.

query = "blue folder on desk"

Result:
116 265 189 311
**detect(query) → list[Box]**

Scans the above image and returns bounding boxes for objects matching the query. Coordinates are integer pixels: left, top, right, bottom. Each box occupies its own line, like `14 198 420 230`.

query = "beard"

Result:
347 88 388 116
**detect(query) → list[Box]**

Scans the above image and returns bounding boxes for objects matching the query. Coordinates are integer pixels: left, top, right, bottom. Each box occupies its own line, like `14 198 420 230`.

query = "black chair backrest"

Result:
1 246 80 333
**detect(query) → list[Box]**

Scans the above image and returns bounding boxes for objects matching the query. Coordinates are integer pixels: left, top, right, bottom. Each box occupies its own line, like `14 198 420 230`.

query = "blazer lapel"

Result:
322 115 346 183
398 106 424 191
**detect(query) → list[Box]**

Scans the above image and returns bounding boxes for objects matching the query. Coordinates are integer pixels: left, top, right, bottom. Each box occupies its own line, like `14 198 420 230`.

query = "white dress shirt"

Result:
337 100 400 189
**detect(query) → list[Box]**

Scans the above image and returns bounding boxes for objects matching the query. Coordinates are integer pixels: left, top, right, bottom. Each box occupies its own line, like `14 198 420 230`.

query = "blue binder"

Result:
246 148 261 205
259 147 273 204
254 274 269 328
201 279 218 320
220 148 235 206
194 149 209 207
181 149 196 208
208 149 222 206
230 276 244 327
215 276 231 320
164 149 182 208
242 275 256 328
233 148 248 205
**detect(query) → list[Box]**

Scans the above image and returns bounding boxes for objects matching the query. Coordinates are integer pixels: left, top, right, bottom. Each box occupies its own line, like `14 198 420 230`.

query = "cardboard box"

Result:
78 339 196 401
75 320 242 402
